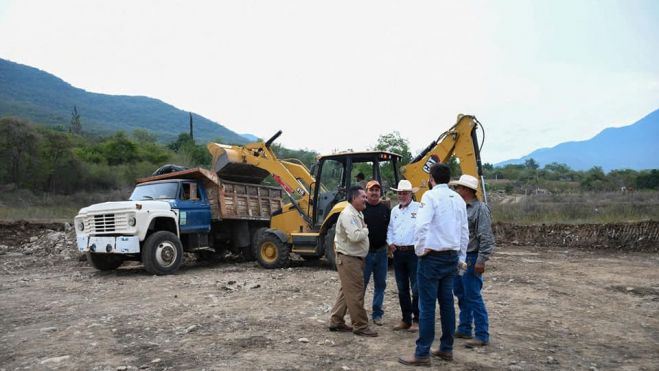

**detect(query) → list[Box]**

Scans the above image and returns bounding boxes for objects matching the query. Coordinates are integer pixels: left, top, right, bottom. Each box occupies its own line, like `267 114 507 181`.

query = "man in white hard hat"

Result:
386 179 421 332
449 174 495 348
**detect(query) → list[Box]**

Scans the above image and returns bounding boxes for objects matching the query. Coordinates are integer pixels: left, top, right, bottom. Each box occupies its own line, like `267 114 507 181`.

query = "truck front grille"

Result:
85 213 130 233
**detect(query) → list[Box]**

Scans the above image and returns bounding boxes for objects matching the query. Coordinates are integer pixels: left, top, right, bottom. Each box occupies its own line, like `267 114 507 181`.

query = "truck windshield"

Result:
130 182 179 201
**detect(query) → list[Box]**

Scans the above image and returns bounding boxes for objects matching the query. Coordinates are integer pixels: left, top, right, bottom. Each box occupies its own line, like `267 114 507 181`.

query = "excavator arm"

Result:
401 114 487 202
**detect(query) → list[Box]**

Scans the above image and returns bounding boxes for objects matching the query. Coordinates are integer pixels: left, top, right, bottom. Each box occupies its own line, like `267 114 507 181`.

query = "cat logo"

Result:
422 155 440 173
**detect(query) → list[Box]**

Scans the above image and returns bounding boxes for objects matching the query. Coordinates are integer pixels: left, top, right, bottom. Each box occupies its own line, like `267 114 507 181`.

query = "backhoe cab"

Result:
208 133 401 269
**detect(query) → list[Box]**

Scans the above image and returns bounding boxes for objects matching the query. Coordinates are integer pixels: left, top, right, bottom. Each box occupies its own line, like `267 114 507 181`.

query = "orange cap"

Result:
366 180 381 190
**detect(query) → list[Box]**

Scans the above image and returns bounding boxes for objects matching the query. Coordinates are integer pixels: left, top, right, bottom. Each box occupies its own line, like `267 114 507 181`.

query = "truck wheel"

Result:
324 224 337 270
86 252 123 271
142 231 183 275
244 227 267 261
256 233 290 269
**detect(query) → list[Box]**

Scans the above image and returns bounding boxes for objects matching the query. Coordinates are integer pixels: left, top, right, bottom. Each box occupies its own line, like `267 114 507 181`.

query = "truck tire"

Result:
86 252 124 271
256 233 290 269
324 224 337 270
142 231 183 275
243 227 266 261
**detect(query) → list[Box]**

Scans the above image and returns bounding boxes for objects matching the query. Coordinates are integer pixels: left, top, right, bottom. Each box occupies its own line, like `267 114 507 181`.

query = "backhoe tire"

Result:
86 252 124 271
256 233 290 269
142 231 183 275
324 224 337 270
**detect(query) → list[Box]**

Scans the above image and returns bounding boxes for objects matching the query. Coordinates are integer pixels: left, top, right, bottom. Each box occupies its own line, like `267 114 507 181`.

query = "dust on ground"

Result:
0 222 658 370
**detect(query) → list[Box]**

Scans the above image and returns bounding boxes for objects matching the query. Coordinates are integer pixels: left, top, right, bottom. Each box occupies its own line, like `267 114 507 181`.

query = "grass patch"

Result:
490 190 659 224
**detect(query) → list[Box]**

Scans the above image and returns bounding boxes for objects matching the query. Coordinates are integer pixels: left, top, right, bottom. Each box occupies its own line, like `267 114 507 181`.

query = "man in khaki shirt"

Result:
328 185 378 337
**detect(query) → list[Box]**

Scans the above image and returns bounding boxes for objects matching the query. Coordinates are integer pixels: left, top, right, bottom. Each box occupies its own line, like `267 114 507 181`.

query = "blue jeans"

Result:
454 252 489 342
363 247 388 320
415 252 458 358
393 249 419 324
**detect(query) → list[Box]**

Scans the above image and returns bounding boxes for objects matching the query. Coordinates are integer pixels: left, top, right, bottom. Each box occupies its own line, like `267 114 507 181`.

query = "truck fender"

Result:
264 228 289 244
141 212 179 241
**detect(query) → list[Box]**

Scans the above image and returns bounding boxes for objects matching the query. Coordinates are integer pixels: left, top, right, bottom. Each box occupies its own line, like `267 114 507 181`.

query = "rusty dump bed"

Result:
136 168 284 221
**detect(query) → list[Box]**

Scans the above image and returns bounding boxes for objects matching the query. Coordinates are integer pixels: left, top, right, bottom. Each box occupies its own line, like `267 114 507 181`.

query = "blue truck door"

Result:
177 181 212 234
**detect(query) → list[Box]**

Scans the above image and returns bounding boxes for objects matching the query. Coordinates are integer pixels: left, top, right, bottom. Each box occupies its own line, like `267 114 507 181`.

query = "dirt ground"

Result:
0 223 658 370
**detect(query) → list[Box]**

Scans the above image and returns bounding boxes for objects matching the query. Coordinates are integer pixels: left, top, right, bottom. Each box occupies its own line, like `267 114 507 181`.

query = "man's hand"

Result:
474 262 485 274
418 248 430 256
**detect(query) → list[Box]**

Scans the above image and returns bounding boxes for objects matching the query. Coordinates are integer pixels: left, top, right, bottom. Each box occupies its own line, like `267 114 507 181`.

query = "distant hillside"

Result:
497 109 659 172
240 133 260 142
0 58 247 144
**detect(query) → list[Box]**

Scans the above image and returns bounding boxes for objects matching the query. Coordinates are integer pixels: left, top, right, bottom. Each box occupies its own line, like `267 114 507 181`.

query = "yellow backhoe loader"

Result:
207 114 486 269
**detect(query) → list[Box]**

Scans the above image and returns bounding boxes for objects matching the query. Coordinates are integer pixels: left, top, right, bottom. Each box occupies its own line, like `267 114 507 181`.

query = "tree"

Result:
101 132 139 166
637 169 659 190
132 128 157 143
371 131 413 164
581 166 609 191
0 117 40 186
188 112 194 140
70 106 82 134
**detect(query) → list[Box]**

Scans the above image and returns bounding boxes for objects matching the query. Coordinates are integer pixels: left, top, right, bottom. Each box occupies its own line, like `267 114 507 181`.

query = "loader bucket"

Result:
207 142 270 184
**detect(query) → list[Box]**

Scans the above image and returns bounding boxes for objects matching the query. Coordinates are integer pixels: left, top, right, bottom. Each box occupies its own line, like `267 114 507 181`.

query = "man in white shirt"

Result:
399 164 468 367
387 179 421 332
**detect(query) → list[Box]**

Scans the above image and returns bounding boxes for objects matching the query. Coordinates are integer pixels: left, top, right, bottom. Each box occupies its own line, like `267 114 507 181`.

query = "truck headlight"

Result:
128 216 136 227
77 220 85 231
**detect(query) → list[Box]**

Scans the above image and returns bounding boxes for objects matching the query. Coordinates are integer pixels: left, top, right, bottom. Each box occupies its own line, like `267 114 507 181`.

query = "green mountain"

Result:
0 58 247 144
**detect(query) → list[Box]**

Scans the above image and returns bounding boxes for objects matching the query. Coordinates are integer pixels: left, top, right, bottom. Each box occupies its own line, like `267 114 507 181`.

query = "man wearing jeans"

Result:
387 179 421 332
450 174 495 348
362 180 390 325
399 164 468 367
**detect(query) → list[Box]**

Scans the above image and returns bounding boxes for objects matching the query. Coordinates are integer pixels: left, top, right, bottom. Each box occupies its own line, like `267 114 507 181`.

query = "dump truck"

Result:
73 167 284 275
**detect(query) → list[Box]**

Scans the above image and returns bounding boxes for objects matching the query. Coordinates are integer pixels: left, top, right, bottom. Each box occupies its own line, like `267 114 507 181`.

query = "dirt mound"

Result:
0 220 80 264
494 221 659 252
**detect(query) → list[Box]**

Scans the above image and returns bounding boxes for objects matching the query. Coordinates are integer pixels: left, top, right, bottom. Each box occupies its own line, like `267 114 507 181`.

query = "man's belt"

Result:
427 249 457 257
337 252 364 260
396 245 415 252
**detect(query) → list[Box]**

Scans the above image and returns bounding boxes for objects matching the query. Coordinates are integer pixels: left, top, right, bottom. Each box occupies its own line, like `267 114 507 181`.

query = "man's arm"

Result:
458 201 469 264
414 194 433 256
386 208 396 247
476 205 495 264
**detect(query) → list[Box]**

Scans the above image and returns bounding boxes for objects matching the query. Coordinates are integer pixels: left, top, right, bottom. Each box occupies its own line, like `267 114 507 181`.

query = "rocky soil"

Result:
0 221 658 370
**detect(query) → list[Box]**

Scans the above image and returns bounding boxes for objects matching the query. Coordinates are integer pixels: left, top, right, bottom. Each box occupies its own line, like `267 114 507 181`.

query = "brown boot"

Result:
431 349 453 361
328 323 353 332
465 338 488 348
408 322 419 332
393 321 411 331
398 354 430 367
353 327 378 337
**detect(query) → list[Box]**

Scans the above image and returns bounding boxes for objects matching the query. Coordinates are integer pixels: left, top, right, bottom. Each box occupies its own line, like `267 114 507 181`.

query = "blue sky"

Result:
0 0 657 163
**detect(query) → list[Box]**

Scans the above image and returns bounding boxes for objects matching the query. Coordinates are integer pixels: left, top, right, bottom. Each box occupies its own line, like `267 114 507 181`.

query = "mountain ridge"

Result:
0 58 247 144
496 109 659 171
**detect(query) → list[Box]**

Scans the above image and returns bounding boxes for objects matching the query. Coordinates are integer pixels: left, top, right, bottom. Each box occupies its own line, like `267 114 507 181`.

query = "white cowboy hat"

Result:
390 179 419 193
449 174 479 191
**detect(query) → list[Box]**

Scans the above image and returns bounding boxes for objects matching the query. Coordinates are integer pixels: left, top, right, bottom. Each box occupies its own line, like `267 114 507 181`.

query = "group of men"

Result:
328 163 496 367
